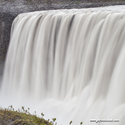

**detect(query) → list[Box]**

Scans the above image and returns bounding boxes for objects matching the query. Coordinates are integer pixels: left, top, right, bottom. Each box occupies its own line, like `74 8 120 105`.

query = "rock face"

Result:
0 1 125 63
0 12 16 61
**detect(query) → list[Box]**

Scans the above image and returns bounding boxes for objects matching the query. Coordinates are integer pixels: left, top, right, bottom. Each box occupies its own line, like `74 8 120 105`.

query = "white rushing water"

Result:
1 5 125 125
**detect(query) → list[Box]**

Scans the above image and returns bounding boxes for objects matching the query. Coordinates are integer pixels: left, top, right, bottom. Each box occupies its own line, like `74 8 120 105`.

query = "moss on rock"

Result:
0 108 52 125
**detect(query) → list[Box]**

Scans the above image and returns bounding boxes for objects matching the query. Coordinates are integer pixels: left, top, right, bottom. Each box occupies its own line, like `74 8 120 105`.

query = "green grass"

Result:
0 106 52 125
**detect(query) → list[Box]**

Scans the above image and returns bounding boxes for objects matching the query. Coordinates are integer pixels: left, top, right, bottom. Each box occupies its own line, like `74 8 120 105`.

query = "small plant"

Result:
41 112 44 118
34 111 36 115
9 105 13 110
80 122 83 125
50 121 53 124
69 121 73 124
52 118 56 122
18 108 20 112
25 109 27 113
21 106 24 112
52 118 57 124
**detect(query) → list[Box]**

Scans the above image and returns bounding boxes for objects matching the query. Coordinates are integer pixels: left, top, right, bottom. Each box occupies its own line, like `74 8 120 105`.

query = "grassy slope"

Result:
0 107 52 125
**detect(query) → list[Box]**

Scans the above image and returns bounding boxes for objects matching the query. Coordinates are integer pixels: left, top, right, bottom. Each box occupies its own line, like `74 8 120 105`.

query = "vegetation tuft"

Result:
0 105 84 125
0 105 52 125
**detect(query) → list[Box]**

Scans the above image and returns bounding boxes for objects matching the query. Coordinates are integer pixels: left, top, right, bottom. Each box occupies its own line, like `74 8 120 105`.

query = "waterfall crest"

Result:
1 6 125 125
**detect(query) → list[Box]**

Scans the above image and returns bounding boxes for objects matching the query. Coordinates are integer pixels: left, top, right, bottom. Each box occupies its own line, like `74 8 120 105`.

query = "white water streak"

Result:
1 6 125 125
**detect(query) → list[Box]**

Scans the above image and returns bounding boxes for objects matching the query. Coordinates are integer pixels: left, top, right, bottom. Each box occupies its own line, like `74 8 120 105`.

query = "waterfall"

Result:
1 6 125 125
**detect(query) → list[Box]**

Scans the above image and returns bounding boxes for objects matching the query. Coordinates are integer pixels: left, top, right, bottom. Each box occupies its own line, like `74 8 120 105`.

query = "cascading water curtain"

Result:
1 6 125 125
